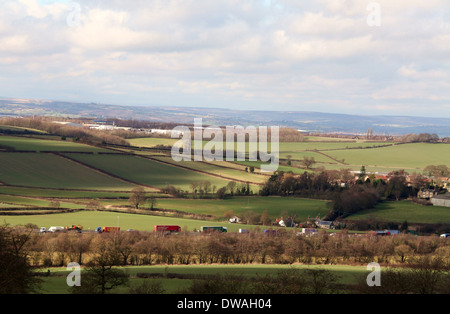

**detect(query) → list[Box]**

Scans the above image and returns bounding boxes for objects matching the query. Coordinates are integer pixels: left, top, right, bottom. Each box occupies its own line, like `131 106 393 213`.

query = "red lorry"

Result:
96 226 120 233
154 225 181 234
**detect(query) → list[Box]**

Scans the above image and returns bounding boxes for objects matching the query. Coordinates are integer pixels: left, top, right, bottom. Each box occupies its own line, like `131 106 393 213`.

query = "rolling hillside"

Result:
1 129 449 233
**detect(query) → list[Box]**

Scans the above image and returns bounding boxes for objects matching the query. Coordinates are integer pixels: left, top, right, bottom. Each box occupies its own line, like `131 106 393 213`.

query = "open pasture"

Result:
148 155 267 185
0 194 84 209
0 210 259 232
346 200 450 224
0 186 140 199
0 135 110 152
127 137 178 148
0 152 138 190
37 264 368 294
64 153 234 191
156 196 330 220
326 143 450 171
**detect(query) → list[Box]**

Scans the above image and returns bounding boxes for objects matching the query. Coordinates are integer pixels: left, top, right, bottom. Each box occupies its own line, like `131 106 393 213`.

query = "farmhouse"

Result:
417 189 438 199
431 193 450 207
229 216 241 223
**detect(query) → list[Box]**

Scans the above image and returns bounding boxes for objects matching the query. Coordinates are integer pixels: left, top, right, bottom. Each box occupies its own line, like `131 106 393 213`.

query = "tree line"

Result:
18 228 450 267
2 225 449 294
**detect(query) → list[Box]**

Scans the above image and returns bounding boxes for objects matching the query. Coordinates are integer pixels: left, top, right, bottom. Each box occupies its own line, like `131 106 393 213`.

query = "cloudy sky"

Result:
1 0 450 117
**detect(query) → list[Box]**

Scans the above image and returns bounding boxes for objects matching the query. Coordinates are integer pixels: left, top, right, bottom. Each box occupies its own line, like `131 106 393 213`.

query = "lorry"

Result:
96 226 120 233
48 226 65 233
200 226 227 233
65 225 83 232
154 225 181 234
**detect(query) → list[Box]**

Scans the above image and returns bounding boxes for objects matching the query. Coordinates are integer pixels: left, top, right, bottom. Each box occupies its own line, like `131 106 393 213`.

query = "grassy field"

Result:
0 186 141 199
1 134 449 232
111 137 450 175
346 200 450 224
148 155 267 185
36 264 369 294
128 137 178 148
155 196 330 220
0 135 110 152
64 153 235 191
0 194 84 209
0 153 138 190
0 210 259 232
326 143 450 171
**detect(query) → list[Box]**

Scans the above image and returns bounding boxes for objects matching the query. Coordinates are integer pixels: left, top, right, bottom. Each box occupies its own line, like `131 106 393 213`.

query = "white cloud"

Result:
0 0 449 117
398 66 448 80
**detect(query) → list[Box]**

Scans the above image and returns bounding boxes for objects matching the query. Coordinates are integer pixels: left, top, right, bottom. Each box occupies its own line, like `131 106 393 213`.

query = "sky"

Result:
1 0 450 117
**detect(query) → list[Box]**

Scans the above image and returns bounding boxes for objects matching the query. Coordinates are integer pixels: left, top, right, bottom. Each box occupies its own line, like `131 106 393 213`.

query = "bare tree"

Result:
0 225 41 293
71 236 128 294
129 187 147 209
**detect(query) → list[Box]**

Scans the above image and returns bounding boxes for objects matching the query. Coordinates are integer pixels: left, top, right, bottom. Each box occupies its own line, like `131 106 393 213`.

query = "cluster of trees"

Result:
259 170 351 198
329 185 380 220
423 165 450 178
399 133 440 143
161 181 252 200
259 168 433 221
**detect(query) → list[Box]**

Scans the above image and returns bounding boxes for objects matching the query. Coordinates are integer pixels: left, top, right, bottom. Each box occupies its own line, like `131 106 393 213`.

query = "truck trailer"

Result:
48 226 65 233
154 225 181 234
200 226 228 233
96 226 120 233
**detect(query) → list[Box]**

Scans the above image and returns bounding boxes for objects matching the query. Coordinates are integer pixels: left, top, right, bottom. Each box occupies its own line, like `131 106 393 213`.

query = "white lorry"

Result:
47 226 65 233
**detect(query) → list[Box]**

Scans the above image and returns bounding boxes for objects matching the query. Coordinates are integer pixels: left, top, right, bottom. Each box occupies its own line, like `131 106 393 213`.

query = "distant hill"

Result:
1 97 450 136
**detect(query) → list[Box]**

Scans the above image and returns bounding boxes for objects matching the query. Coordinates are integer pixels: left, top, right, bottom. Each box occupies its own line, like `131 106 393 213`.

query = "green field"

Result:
347 200 450 224
115 137 450 175
0 210 260 232
128 137 178 148
148 155 267 184
0 186 139 199
0 194 83 209
155 196 330 220
0 196 331 230
326 143 450 171
36 264 369 294
1 134 449 233
0 135 110 152
1 134 449 296
64 153 235 191
0 153 138 190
